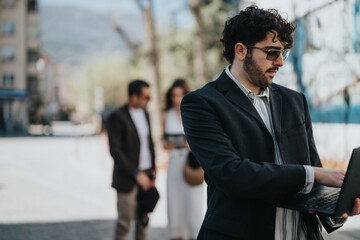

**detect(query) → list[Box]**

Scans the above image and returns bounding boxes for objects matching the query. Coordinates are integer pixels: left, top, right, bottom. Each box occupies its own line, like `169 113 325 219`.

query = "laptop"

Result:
277 147 360 217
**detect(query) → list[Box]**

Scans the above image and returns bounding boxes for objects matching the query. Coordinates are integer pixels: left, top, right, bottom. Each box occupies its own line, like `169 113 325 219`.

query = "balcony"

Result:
27 76 39 96
27 39 40 50
27 63 38 76
27 22 40 50
27 12 38 23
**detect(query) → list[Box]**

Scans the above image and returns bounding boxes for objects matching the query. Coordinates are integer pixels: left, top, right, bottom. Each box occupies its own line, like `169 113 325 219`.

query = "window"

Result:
27 76 38 93
1 0 15 9
2 22 15 35
2 74 14 87
1 47 15 61
27 50 38 63
27 0 37 12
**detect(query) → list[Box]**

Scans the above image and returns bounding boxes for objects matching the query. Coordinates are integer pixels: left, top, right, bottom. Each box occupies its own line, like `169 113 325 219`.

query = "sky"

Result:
38 0 139 13
38 0 194 27
38 1 190 19
38 0 290 14
38 0 337 24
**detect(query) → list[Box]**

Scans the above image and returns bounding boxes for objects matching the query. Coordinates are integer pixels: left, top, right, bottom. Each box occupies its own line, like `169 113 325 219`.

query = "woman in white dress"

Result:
163 79 204 240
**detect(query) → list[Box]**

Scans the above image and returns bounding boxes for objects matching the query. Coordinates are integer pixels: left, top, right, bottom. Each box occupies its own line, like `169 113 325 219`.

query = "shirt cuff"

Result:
325 216 347 228
300 166 314 194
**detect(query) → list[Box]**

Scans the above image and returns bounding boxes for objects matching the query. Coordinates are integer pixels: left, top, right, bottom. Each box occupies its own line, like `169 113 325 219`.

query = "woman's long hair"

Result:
164 79 191 111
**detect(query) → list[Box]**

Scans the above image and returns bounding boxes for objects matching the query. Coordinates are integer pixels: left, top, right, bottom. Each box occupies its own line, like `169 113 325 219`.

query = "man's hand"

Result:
313 167 345 187
150 169 157 183
136 172 155 191
313 168 360 219
341 198 360 218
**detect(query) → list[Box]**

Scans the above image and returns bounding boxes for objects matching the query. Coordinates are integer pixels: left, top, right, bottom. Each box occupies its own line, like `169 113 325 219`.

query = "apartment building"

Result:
0 0 41 135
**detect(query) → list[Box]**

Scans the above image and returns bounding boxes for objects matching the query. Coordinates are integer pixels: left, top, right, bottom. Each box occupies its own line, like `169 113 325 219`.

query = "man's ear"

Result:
234 43 247 61
129 94 138 104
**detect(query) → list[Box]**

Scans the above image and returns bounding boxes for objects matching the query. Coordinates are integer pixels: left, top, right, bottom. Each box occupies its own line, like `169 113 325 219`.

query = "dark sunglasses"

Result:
247 46 289 61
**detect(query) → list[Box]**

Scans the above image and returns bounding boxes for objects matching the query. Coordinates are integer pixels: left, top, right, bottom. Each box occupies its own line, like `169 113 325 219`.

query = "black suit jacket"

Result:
106 104 155 193
181 71 340 239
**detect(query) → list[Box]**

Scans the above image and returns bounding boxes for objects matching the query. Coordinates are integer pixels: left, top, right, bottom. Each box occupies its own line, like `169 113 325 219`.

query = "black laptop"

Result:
277 147 360 217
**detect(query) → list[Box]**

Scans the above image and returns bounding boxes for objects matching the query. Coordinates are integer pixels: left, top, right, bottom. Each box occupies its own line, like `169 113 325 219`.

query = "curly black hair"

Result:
220 5 296 63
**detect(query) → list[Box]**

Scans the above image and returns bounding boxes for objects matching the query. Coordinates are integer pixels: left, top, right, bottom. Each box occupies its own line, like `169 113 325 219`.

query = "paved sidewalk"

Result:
1 136 360 240
323 229 360 240
1 219 360 240
0 220 167 240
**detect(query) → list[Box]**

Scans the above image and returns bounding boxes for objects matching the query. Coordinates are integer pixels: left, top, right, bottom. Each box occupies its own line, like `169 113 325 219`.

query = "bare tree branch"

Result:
111 16 140 56
295 0 341 21
134 0 145 12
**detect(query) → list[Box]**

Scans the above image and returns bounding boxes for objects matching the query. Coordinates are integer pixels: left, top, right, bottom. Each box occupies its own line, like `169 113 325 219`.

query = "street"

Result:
0 135 360 239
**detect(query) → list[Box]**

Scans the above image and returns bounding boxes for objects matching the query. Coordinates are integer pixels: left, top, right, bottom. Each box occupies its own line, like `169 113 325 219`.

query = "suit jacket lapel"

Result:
216 71 268 131
123 105 140 144
124 105 155 168
269 85 282 143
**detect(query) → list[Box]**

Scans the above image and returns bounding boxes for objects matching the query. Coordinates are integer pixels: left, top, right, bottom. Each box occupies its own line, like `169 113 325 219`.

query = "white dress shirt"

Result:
129 107 152 171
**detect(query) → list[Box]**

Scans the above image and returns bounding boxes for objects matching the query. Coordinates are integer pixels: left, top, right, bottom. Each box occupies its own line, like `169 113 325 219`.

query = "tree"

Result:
114 0 163 158
188 0 207 88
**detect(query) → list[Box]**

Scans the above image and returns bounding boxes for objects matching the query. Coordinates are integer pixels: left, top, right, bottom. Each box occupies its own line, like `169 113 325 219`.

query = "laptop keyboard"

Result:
305 191 340 210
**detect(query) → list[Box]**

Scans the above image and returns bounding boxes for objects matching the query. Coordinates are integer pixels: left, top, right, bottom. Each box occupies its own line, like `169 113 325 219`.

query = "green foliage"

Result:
159 28 195 92
159 0 233 91
201 0 234 78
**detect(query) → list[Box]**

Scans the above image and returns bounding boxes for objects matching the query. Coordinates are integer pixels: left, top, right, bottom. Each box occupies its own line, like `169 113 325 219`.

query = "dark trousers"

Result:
197 228 243 240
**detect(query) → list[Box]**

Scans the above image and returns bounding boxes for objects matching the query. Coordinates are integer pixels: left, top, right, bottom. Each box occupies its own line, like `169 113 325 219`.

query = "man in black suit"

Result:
181 6 360 240
107 80 156 240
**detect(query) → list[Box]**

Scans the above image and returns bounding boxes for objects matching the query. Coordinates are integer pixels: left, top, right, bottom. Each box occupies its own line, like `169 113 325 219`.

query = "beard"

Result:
243 53 273 89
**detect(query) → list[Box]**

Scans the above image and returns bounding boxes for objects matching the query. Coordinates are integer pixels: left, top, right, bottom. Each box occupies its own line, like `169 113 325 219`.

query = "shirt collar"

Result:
129 107 144 114
225 64 270 103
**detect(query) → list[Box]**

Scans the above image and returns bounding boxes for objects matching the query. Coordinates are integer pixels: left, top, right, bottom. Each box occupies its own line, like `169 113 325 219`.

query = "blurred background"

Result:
1 0 360 239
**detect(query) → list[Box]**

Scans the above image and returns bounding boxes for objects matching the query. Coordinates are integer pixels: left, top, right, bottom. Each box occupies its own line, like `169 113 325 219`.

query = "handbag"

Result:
183 152 204 186
137 187 160 213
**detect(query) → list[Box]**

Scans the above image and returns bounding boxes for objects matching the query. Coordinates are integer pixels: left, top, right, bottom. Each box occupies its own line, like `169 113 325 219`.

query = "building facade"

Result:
0 0 41 135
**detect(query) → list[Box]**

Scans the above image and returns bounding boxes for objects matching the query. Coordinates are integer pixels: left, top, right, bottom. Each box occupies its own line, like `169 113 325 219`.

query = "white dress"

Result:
165 108 204 239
